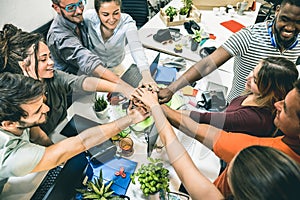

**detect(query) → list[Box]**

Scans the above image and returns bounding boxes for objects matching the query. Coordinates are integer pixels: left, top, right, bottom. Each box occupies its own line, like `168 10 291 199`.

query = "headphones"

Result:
268 21 298 50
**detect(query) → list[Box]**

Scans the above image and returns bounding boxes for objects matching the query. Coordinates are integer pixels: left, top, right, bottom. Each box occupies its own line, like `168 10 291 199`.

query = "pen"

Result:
146 34 153 38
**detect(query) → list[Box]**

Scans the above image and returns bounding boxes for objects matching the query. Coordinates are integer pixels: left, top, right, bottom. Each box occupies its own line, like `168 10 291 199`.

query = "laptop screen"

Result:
145 123 159 157
150 53 160 77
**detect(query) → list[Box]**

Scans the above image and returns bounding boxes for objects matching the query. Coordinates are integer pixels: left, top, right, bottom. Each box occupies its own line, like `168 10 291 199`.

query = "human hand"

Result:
127 101 150 124
158 87 173 104
132 87 159 109
141 72 159 92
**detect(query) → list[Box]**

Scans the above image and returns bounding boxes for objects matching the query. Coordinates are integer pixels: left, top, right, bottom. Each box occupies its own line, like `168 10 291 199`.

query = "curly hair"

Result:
0 24 43 77
0 72 45 123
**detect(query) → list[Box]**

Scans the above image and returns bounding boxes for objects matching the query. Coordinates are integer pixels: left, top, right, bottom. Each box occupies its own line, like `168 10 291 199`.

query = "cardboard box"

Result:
192 0 254 10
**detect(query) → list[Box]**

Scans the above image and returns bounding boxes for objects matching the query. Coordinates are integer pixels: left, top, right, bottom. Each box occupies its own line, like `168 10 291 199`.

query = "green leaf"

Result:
104 180 114 193
104 191 114 197
90 182 101 195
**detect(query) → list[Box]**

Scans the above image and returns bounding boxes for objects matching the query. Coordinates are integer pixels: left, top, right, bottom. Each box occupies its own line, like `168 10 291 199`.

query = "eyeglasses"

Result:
58 0 86 12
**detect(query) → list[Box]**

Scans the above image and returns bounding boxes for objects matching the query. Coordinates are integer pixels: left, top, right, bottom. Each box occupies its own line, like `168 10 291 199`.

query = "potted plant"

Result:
76 170 129 200
165 6 178 22
93 95 109 120
130 158 170 198
182 0 193 17
179 6 189 20
191 29 202 51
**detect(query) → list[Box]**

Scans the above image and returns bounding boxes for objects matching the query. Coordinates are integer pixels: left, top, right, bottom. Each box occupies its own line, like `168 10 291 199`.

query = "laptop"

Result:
145 123 159 157
30 152 89 200
150 53 177 85
120 52 176 87
120 63 143 88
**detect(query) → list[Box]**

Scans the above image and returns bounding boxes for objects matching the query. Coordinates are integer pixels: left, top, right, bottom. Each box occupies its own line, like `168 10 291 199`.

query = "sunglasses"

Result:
58 0 86 12
161 39 173 45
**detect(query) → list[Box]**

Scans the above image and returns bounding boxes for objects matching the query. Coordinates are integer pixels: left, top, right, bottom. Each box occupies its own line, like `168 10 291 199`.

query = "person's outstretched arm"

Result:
82 76 135 99
132 88 224 200
161 104 223 150
31 102 149 172
158 47 231 103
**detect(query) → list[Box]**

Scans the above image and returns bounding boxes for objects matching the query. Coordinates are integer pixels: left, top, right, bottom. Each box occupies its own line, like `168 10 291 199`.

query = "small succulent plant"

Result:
94 95 108 112
76 170 114 200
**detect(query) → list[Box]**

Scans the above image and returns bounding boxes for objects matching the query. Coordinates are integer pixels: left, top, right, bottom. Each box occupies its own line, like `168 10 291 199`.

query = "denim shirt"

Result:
47 14 103 75
84 10 148 71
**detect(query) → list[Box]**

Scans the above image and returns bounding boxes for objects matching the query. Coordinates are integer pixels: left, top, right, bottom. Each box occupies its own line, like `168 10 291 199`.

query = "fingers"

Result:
143 82 159 92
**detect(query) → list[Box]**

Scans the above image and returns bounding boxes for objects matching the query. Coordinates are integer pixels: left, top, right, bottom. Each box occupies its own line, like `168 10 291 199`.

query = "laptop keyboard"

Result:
121 64 142 88
30 166 63 200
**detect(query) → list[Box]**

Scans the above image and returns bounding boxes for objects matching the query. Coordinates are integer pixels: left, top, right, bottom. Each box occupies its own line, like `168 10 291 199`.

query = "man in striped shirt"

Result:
159 0 300 103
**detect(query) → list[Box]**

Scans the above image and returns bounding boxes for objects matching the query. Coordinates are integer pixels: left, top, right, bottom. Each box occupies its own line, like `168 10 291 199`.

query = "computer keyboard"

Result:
121 64 142 88
30 166 63 200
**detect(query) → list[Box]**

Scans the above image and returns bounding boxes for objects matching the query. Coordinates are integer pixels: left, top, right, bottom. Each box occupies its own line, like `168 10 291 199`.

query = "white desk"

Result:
139 0 261 97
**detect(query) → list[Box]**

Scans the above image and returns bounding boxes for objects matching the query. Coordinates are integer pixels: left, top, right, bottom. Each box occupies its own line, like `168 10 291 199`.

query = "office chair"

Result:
256 0 282 23
121 0 149 28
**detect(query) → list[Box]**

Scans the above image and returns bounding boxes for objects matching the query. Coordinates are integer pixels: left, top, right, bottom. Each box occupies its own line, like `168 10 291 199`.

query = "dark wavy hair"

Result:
0 24 43 77
230 145 300 200
0 72 45 123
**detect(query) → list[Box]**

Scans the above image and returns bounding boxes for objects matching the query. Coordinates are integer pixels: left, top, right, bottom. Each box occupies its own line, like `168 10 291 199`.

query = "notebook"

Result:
220 20 245 33
150 53 177 85
88 157 137 196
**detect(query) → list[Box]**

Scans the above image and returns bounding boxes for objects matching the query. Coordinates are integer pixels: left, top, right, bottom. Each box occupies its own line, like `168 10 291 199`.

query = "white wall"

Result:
0 0 95 32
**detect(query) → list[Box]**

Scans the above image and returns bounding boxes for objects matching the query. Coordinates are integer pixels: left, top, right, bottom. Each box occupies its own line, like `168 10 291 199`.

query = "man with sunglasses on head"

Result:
47 0 132 90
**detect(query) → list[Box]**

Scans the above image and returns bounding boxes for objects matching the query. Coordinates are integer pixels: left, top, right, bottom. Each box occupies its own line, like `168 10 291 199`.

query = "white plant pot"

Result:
94 106 109 120
179 14 186 21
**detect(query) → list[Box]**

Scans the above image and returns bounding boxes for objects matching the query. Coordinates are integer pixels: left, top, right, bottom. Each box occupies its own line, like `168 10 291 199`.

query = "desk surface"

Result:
139 0 261 62
1 49 220 200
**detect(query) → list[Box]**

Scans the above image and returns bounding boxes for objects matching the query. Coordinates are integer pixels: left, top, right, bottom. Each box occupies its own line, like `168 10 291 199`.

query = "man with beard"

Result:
159 0 300 104
47 0 131 88
0 72 148 193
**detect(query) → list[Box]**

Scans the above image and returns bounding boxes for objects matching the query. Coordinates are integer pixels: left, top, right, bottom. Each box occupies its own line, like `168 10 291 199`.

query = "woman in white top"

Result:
84 0 157 90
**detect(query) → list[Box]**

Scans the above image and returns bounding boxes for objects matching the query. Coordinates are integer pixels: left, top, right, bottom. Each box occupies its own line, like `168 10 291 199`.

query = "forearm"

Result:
151 105 187 164
162 105 216 149
82 77 132 96
32 116 133 172
151 106 223 199
93 64 120 83
83 75 135 99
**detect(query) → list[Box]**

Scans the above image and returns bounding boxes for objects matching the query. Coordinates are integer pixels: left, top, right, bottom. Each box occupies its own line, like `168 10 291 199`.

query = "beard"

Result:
273 19 298 49
17 114 48 130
